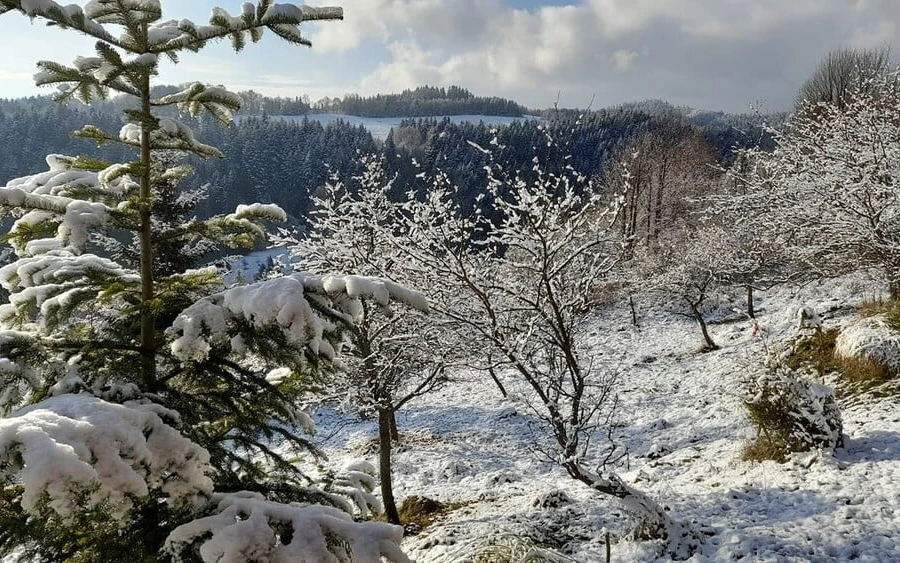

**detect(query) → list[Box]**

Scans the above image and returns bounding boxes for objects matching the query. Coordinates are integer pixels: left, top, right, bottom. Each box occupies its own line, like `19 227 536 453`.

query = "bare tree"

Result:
604 120 718 254
393 146 701 559
294 157 448 525
795 46 893 111
740 70 900 299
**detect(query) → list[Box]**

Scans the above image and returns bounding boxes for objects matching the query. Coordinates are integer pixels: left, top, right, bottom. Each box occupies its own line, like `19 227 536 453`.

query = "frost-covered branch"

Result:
163 492 408 563
0 394 212 520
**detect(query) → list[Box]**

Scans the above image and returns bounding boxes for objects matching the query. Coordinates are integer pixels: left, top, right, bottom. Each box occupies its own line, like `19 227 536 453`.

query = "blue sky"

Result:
1 1 899 112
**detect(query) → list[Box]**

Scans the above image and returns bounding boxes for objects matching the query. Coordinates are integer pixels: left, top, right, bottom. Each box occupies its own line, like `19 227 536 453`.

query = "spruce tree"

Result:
0 1 414 560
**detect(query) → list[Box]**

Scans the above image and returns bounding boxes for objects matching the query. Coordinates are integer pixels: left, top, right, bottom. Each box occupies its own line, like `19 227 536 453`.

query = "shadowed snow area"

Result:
312 274 900 561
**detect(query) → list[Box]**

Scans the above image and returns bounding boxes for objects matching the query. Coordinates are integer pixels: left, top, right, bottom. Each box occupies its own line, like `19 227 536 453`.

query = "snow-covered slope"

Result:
312 275 900 561
262 114 540 140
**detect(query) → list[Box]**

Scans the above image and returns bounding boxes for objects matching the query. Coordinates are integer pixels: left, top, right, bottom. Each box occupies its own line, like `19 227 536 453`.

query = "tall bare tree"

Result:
795 46 893 110
394 144 702 559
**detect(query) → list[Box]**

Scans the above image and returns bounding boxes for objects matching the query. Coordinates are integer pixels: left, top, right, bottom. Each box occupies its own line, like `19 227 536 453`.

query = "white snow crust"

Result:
0 394 212 520
309 275 900 561
835 313 900 371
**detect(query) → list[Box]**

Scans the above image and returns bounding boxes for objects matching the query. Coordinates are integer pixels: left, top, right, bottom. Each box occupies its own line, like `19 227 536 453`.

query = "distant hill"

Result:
313 85 527 118
260 113 539 140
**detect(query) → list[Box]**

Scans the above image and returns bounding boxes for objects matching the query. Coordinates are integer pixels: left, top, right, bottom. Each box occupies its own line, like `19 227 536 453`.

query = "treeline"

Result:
0 101 130 182
188 115 377 219
318 85 526 117
0 98 770 225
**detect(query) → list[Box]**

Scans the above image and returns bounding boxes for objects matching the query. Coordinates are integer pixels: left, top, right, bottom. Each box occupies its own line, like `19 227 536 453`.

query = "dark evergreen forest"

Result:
0 91 771 225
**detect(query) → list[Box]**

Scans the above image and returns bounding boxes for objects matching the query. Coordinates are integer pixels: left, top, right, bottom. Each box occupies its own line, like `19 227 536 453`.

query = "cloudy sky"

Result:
0 1 898 112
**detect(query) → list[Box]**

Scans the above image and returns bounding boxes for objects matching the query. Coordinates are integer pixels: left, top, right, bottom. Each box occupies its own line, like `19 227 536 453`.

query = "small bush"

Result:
787 323 896 395
786 327 840 378
857 296 900 328
834 314 900 385
838 355 891 384
743 360 843 462
465 533 579 563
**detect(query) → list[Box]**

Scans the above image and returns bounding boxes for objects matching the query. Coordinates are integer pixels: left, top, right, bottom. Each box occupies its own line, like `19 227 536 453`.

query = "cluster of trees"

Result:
0 103 128 183
295 148 702 558
189 114 377 218
624 46 900 352
284 43 900 557
0 99 770 228
319 85 526 117
235 89 311 115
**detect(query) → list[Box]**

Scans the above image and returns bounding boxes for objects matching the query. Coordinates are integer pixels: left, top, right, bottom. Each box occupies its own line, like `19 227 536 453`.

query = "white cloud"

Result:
312 0 900 112
611 50 638 72
3 1 900 112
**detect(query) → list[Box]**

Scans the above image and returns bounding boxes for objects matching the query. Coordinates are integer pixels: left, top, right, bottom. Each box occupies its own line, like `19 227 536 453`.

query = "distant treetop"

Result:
317 85 527 118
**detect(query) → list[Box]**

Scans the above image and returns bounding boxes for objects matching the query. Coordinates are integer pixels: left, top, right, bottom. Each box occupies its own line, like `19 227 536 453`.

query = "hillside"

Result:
249 113 538 140
310 276 900 561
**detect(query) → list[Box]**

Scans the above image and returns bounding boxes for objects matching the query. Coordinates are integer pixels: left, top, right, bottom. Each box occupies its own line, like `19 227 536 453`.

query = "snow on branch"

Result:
169 274 340 362
230 202 288 223
119 118 223 158
163 492 409 563
323 274 429 317
153 82 243 123
0 251 138 294
0 155 137 255
0 394 212 520
0 330 41 414
169 272 427 363
10 0 113 41
142 2 343 53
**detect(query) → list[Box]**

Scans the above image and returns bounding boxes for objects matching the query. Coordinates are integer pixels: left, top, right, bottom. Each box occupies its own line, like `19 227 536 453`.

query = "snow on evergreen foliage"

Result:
164 493 410 563
0 2 411 561
168 272 426 362
0 394 212 519
745 356 843 454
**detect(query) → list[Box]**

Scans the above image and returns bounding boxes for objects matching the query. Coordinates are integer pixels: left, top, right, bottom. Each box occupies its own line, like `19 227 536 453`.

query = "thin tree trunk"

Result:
388 409 400 442
378 407 401 525
629 294 640 328
746 285 755 319
687 298 717 351
137 42 156 391
486 361 508 398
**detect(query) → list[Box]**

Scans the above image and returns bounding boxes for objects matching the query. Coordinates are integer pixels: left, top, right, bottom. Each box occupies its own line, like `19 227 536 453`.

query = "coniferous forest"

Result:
0 94 770 222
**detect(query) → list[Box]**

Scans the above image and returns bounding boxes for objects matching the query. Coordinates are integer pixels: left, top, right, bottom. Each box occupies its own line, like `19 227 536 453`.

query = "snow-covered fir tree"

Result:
0 1 415 561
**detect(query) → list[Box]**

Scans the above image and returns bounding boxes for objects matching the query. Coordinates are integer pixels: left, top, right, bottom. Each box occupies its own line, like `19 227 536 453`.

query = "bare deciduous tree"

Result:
394 144 701 559
294 157 447 525
741 70 900 299
604 120 718 254
795 46 893 110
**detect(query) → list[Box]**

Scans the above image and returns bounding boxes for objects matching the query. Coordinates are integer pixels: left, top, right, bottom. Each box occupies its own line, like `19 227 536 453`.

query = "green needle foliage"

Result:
0 3 424 562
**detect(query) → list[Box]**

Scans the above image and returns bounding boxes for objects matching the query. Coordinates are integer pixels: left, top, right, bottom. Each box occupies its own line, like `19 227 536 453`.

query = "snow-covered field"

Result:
260 114 540 140
312 276 900 561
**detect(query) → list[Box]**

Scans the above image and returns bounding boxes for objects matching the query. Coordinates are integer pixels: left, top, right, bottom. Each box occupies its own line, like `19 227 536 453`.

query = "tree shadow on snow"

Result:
839 430 900 463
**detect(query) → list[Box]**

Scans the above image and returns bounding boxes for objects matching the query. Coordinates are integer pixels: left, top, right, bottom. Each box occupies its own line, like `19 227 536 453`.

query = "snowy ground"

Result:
258 114 541 140
311 275 900 562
